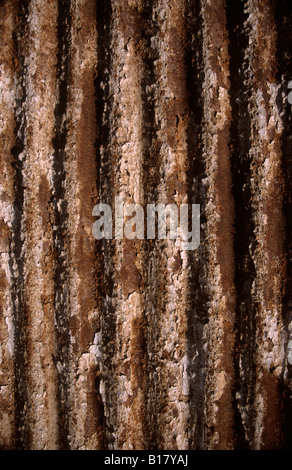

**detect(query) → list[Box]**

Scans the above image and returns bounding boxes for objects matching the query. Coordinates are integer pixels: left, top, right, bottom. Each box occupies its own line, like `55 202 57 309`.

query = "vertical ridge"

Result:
64 0 104 450
150 0 191 450
20 0 59 449
243 0 286 449
198 0 236 449
109 0 148 449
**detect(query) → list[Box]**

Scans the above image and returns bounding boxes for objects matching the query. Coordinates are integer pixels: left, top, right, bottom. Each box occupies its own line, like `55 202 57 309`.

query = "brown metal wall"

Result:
0 0 291 450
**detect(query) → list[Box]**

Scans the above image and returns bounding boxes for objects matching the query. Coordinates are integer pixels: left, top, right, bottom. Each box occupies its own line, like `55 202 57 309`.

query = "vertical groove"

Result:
226 0 256 448
52 0 71 449
95 0 116 450
139 0 162 449
9 0 30 449
185 0 208 450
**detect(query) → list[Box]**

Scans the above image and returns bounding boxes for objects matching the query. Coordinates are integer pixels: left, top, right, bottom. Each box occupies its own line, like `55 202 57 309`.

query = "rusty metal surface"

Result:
0 0 291 450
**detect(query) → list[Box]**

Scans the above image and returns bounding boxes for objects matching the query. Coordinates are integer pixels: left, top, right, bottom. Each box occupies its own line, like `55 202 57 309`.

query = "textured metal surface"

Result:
0 0 291 450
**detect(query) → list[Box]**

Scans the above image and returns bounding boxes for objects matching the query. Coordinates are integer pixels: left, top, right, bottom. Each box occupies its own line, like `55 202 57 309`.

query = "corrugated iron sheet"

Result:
0 0 291 450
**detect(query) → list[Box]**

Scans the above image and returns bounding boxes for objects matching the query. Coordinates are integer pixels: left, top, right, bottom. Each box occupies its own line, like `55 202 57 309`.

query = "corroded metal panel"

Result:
0 0 291 450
